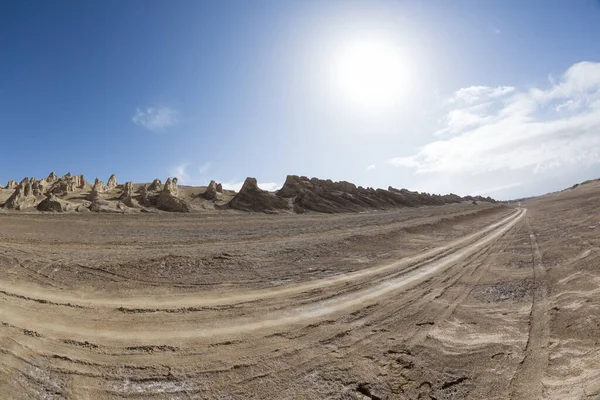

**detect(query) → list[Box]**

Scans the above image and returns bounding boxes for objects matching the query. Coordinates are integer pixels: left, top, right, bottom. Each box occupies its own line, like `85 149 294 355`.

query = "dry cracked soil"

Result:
1 184 600 399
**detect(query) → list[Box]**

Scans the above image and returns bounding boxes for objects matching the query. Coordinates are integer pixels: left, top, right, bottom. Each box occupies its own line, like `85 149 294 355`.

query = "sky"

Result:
1 0 600 200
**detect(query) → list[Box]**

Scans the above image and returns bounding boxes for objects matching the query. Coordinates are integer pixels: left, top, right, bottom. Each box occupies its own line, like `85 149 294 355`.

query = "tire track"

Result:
0 208 523 312
0 209 526 343
510 215 550 400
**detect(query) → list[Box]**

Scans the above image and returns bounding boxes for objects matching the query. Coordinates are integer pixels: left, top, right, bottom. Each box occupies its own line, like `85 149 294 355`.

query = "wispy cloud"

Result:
389 62 600 177
133 106 179 132
221 180 281 192
198 162 211 174
366 164 376 172
170 162 191 184
477 181 524 195
451 85 515 104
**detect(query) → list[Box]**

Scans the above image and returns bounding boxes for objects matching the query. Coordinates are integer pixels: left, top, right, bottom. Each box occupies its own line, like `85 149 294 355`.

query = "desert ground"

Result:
1 181 600 399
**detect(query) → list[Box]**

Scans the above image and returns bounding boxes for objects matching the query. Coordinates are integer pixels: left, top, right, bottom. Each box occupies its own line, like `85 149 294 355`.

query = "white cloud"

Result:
555 99 580 112
451 85 515 105
259 182 281 191
366 164 376 171
389 62 600 179
221 181 244 191
221 180 281 192
198 162 211 174
133 107 179 132
170 163 190 184
476 181 524 195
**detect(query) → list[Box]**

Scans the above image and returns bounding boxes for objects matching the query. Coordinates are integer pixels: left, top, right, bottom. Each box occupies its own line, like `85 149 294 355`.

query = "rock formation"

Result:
148 179 162 192
119 181 136 207
155 178 190 212
32 180 43 196
46 173 87 196
4 179 36 210
227 177 290 213
203 180 220 200
272 175 486 214
37 194 68 212
5 180 18 190
0 172 497 214
107 174 117 190
46 172 58 184
136 184 153 207
87 178 105 202
163 178 178 196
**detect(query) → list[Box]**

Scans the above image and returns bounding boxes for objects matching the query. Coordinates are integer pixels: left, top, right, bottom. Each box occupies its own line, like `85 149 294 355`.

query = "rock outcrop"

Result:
136 185 153 207
47 173 87 196
119 181 136 207
46 172 58 184
4 179 36 210
32 180 44 196
5 180 18 190
37 194 69 212
147 179 162 192
87 178 105 202
203 180 220 200
155 178 190 212
272 175 492 214
0 172 497 214
107 174 117 190
227 177 290 213
163 178 178 196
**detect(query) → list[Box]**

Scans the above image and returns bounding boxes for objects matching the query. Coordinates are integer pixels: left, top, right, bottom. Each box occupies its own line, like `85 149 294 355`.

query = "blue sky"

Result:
2 0 600 199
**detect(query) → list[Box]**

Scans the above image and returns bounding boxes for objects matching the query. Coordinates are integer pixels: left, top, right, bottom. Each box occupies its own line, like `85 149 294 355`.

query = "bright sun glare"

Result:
334 39 407 109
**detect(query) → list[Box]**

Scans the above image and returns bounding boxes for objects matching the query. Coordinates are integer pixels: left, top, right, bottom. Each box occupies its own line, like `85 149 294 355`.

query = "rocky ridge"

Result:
0 172 496 213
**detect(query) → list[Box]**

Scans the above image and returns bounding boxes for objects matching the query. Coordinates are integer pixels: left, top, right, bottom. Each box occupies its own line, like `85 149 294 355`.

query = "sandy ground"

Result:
0 194 599 399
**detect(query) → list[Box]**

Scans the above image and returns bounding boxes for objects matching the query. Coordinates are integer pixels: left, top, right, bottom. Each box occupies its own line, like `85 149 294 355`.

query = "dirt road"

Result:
1 199 599 399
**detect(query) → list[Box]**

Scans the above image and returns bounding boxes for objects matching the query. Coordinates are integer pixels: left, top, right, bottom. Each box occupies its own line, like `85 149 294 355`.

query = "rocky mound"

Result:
147 178 162 192
155 178 191 212
4 178 37 210
227 177 290 213
107 174 117 190
87 178 105 201
37 194 70 212
47 173 87 196
46 172 58 184
5 180 18 190
202 180 222 200
274 175 494 214
119 181 136 207
1 171 497 214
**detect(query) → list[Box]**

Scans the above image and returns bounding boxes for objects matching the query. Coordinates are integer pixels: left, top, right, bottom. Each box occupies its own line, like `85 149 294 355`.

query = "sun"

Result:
334 39 407 109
